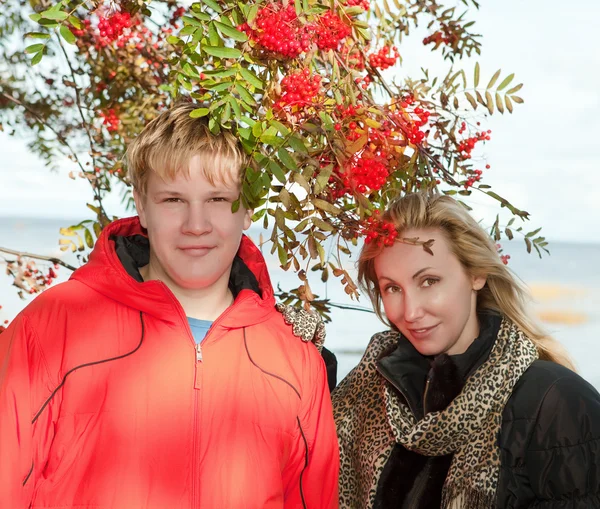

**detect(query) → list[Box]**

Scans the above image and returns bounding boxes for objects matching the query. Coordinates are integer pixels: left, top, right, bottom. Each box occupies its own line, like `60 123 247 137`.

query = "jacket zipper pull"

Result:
423 372 432 416
195 343 203 362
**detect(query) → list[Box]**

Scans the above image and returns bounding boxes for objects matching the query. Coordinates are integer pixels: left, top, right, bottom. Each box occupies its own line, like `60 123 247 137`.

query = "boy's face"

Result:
133 155 252 294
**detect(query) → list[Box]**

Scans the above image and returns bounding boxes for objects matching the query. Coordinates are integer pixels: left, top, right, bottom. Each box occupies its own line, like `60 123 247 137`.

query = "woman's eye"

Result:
422 278 439 287
384 285 401 294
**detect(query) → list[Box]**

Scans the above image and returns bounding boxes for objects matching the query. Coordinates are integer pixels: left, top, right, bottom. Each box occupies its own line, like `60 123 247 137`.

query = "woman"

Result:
333 193 600 509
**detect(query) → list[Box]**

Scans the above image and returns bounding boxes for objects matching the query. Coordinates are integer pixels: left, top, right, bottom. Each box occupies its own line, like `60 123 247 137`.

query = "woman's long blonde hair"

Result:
358 192 574 369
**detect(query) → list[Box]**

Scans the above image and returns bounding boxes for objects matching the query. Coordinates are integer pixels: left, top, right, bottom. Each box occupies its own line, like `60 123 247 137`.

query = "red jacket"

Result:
0 217 339 508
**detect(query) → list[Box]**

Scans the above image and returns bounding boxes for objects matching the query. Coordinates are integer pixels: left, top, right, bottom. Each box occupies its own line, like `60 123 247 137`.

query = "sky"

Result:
0 0 599 243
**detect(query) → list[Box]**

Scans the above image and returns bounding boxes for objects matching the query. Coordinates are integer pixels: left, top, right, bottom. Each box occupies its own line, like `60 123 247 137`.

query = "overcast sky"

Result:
0 0 598 242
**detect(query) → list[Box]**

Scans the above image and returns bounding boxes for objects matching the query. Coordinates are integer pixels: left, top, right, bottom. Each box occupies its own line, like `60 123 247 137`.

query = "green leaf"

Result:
167 35 181 45
496 73 514 92
506 83 523 95
85 229 94 249
312 198 342 216
474 62 480 88
269 160 287 184
247 4 259 23
221 102 232 123
464 91 477 110
29 13 41 22
26 31 51 39
288 135 308 155
485 90 494 114
68 15 82 29
41 10 68 21
208 22 220 46
228 96 241 118
31 51 43 65
269 120 290 136
505 95 514 113
239 67 263 89
59 25 76 44
182 15 204 27
215 21 248 41
486 69 501 89
495 92 504 114
203 45 242 59
189 107 210 118
235 82 256 105
277 148 297 171
202 0 223 13
25 43 45 54
319 111 334 130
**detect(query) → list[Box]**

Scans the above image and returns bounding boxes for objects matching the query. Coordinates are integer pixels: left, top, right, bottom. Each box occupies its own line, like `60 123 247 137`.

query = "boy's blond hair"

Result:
126 102 247 195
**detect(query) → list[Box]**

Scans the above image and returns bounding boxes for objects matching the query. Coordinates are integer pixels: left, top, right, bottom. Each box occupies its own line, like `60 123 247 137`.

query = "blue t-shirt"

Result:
187 317 213 344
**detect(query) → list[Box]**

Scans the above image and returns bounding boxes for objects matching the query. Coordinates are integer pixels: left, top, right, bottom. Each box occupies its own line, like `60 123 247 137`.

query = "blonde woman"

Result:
333 193 600 509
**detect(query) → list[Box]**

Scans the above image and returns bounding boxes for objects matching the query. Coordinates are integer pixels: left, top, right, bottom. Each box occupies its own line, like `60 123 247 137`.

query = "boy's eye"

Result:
164 197 182 203
210 197 228 202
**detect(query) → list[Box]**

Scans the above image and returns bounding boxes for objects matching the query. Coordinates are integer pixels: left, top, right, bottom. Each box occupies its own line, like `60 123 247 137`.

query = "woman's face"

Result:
374 227 486 356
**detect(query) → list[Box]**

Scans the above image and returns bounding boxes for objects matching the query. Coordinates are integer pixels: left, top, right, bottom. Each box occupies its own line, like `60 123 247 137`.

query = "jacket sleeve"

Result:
525 372 600 507
285 346 339 509
0 315 53 507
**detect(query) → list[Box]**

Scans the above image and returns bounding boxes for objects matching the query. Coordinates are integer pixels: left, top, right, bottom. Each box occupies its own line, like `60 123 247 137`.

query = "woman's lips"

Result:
407 323 439 340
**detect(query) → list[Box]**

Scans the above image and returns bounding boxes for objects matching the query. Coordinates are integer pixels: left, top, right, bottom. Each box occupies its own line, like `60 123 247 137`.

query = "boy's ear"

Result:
243 208 253 230
133 189 148 229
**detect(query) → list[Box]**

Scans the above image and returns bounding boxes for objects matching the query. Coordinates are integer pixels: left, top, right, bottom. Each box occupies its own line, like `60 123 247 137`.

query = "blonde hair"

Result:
358 192 574 370
126 102 247 195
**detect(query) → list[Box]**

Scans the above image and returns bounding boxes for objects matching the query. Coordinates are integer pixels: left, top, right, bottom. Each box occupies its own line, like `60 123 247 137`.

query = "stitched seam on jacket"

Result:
527 436 600 452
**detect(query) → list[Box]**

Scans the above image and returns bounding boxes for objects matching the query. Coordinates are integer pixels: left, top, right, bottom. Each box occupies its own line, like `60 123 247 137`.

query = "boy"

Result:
0 102 339 508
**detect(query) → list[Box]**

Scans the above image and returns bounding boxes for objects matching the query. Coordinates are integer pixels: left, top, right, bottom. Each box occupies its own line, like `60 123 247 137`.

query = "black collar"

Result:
112 234 261 298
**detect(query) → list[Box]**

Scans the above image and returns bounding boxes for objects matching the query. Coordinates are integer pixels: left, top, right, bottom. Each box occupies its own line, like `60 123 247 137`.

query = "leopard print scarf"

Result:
333 318 538 509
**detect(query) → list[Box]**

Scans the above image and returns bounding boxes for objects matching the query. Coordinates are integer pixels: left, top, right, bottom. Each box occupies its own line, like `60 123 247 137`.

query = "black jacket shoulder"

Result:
498 360 600 508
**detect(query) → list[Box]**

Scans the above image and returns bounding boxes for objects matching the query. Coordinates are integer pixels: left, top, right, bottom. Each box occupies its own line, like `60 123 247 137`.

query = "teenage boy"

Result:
0 102 339 508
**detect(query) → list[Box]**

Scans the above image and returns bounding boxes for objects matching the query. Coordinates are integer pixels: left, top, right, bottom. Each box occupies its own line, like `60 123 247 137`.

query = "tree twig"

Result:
0 247 77 271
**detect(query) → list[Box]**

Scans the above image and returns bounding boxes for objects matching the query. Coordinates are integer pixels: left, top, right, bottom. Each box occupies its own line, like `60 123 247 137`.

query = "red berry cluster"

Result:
345 0 370 9
355 74 372 90
457 130 491 159
361 211 398 247
329 154 389 199
277 69 322 108
100 109 120 132
368 45 399 70
170 7 185 25
423 25 459 48
463 169 483 189
96 12 132 46
496 244 511 265
314 12 351 50
396 95 431 144
239 4 311 58
240 4 351 57
71 18 91 37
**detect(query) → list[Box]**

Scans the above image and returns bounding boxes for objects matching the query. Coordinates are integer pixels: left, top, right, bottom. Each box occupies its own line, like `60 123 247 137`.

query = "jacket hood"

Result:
70 216 276 327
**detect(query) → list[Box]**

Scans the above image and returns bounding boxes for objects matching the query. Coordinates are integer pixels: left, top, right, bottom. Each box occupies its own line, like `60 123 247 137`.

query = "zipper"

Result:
376 364 421 418
152 281 248 508
423 373 432 416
